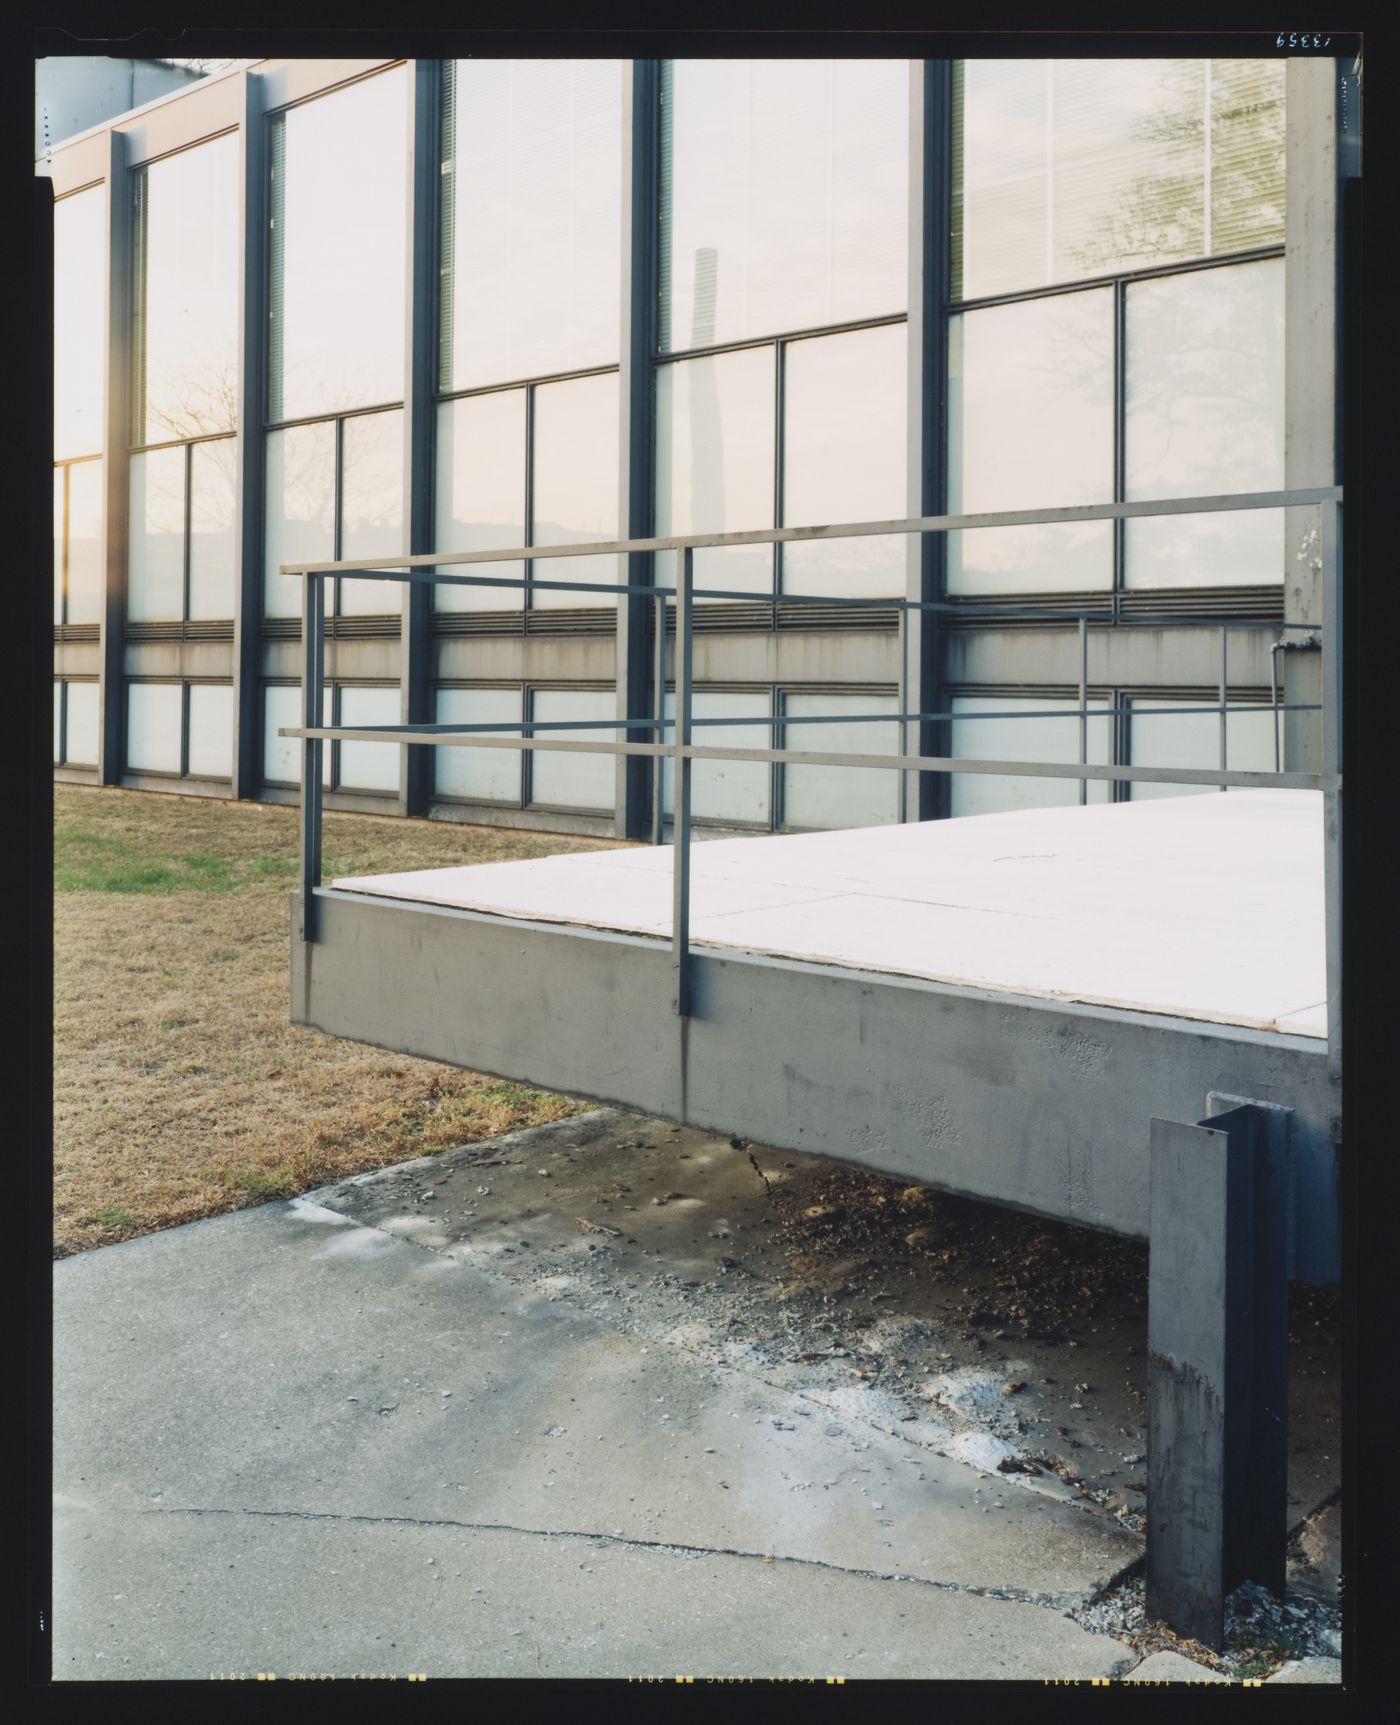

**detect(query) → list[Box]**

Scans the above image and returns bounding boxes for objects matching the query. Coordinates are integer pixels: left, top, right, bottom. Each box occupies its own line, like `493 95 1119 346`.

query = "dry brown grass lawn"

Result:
54 783 624 1257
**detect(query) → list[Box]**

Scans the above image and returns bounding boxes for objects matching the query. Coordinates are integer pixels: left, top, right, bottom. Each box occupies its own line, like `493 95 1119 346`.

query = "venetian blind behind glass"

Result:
441 59 622 390
660 59 908 351
952 59 1285 300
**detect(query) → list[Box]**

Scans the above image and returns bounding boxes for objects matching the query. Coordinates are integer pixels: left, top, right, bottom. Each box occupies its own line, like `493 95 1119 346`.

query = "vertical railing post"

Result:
1077 615 1088 807
1219 624 1229 792
672 546 693 1016
652 585 667 845
299 571 325 942
1321 499 1342 1134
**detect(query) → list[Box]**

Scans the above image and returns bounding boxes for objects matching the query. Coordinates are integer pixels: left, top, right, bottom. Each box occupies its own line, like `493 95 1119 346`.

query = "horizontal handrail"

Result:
279 486 1343 577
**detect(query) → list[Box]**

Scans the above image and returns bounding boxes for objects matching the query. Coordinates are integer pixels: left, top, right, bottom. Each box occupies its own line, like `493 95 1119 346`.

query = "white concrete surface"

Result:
334 791 1326 1038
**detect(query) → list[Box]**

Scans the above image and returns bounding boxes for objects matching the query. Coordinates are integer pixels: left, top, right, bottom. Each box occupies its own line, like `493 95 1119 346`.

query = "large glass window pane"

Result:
66 460 103 625
782 324 908 601
434 687 523 804
528 690 616 811
66 682 99 766
1125 260 1284 588
53 471 64 625
134 132 240 441
188 438 237 619
433 393 526 613
263 683 328 785
268 67 407 420
264 420 334 619
949 695 1113 816
781 692 899 830
947 291 1114 595
187 683 234 778
338 409 403 615
127 446 186 621
531 373 619 610
662 690 772 826
660 60 907 351
338 685 401 792
441 60 621 390
655 346 774 598
126 683 182 774
1129 699 1276 800
54 187 106 459
952 60 1284 301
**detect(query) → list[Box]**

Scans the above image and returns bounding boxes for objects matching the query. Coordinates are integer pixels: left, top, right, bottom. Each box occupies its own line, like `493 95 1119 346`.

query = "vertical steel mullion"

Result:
523 383 536 619
332 415 345 621
672 547 693 1016
299 572 324 940
1270 644 1282 773
1113 276 1126 621
99 130 132 786
908 59 950 823
652 591 667 844
1218 624 1229 791
182 441 193 623
772 339 785 609
1320 500 1342 1127
617 59 660 839
61 463 70 626
180 681 190 779
232 68 267 802
401 55 440 818
1078 615 1088 806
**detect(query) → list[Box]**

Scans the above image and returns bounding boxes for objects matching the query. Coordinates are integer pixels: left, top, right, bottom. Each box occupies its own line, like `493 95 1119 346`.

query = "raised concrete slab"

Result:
54 1180 1142 1680
1127 1650 1230 1682
1268 1656 1342 1683
333 791 1326 1037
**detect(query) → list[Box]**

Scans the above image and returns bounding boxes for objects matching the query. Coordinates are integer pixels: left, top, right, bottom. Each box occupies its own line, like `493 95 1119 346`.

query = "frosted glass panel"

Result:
338 685 401 792
950 696 1113 816
270 67 407 420
265 421 334 619
126 683 182 774
137 131 240 440
442 60 622 389
782 324 907 600
54 187 106 459
1125 260 1284 588
434 687 523 804
661 60 907 350
188 438 237 619
655 346 774 597
947 292 1114 595
662 690 771 826
53 472 64 624
263 683 326 785
127 446 185 621
187 683 233 778
66 682 99 766
338 409 403 615
781 693 899 830
952 60 1283 301
529 690 616 811
1130 700 1276 800
531 373 619 610
66 460 103 625
434 393 525 613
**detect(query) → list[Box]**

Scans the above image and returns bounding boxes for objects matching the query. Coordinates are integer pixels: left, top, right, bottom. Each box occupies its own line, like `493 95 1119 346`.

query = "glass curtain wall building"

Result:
49 53 1345 835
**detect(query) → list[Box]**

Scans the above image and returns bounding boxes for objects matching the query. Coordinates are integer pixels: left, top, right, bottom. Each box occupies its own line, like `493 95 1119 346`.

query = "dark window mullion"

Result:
180 681 191 779
1113 278 1126 622
523 383 536 618
772 340 785 614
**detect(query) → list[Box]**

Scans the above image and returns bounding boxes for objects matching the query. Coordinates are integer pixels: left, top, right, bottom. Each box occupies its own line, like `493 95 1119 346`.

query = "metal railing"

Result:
281 485 1342 1080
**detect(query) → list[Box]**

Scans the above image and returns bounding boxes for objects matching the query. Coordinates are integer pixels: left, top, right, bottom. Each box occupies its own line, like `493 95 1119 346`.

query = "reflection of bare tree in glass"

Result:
144 346 239 443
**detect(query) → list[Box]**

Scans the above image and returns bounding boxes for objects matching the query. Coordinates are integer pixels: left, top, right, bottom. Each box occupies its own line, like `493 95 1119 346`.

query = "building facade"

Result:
48 54 1352 839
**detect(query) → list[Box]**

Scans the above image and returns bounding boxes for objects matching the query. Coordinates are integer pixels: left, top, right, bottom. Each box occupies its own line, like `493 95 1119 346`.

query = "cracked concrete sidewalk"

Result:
52 1108 1339 1681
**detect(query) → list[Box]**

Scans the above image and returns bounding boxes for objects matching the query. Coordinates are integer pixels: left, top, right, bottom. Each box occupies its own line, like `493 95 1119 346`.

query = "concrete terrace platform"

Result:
334 791 1327 1040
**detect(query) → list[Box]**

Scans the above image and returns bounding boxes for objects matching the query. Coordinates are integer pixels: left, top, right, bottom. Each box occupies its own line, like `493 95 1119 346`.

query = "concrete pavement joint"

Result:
135 1502 1098 1615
